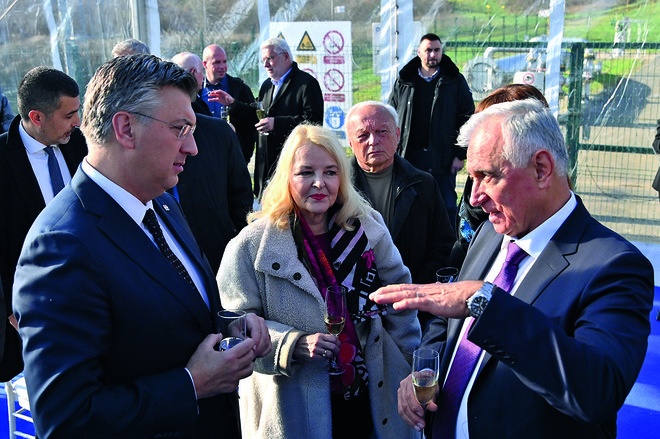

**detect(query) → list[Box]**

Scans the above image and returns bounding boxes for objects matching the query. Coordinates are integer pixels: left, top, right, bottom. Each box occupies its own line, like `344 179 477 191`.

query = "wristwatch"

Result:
466 282 495 319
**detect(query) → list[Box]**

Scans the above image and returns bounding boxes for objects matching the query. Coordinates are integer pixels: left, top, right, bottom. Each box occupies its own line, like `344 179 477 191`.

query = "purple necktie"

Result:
433 241 527 438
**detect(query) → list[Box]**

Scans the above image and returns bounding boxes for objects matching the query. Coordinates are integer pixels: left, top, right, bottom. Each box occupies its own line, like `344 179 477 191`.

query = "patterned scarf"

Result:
292 205 386 400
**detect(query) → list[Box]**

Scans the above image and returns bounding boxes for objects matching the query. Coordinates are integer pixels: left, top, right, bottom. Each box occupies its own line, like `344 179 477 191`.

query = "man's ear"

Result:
27 109 45 127
112 112 136 149
533 149 555 189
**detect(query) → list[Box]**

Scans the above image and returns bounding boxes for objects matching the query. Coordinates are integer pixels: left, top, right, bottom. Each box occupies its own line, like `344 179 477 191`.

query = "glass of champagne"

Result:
220 106 230 123
217 309 247 351
255 101 269 136
323 285 347 375
412 349 440 439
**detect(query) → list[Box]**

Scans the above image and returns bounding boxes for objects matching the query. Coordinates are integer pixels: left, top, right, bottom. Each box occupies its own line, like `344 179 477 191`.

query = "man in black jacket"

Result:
0 66 87 380
253 37 324 198
201 44 257 163
346 101 456 329
388 33 474 229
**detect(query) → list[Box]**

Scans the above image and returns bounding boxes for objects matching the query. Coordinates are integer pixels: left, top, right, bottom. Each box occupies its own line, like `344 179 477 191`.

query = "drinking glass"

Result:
255 101 269 135
220 106 230 123
412 349 440 438
217 309 247 351
436 267 459 283
323 285 347 375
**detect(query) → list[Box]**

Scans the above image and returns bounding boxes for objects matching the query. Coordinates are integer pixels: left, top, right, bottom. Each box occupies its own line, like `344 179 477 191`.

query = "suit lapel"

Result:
3 131 46 217
73 172 214 330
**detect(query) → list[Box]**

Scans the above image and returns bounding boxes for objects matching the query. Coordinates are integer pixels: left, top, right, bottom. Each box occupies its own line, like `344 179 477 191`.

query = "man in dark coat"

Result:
0 66 87 381
201 44 257 163
346 101 456 329
253 37 324 198
388 33 474 228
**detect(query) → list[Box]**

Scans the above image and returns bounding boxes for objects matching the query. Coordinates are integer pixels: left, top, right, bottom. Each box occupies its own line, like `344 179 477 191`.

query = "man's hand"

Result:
369 280 484 318
398 374 439 431
208 89 234 106
255 117 274 135
187 333 256 399
451 157 464 174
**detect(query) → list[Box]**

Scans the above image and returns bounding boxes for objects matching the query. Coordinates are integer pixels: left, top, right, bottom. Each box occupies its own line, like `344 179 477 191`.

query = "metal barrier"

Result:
445 41 660 244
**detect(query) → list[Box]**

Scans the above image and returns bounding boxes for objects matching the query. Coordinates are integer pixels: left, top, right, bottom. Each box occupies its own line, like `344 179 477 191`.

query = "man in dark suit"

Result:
370 99 654 438
13 55 271 438
652 118 660 203
0 66 87 381
346 101 456 329
253 37 324 197
178 113 253 274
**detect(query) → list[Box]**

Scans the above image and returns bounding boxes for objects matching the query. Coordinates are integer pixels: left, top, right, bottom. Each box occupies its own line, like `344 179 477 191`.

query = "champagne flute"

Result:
323 285 347 375
412 349 440 439
220 106 230 123
255 101 269 135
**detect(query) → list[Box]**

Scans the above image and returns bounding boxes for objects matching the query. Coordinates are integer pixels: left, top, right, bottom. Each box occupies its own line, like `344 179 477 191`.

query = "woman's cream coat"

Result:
217 209 421 439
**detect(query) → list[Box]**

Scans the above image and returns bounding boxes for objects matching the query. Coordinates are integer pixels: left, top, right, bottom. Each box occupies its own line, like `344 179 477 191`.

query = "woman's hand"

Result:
293 333 341 362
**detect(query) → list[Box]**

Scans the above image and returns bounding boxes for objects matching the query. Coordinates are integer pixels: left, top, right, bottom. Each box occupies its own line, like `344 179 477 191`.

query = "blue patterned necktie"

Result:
433 241 527 438
143 208 196 290
44 146 65 196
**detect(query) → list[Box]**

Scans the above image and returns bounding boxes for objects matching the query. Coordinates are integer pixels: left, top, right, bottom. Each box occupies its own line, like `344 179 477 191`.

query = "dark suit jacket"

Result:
13 170 240 438
178 113 253 274
422 197 654 438
0 115 87 380
254 62 323 197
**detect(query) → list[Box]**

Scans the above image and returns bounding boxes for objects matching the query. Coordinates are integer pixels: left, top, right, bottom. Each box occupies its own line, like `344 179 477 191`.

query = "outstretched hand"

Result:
369 280 484 318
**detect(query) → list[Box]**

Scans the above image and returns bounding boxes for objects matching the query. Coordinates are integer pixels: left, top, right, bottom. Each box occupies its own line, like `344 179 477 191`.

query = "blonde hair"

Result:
248 124 370 230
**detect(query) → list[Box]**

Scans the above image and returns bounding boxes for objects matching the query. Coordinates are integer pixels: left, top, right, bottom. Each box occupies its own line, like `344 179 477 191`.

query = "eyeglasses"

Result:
130 111 196 139
262 52 283 65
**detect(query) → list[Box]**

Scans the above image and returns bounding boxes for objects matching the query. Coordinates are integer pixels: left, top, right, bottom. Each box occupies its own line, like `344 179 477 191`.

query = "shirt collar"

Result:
19 120 51 153
271 67 293 88
81 158 153 226
418 68 439 82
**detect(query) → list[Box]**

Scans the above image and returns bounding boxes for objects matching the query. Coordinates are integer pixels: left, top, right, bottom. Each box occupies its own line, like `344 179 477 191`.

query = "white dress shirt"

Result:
20 122 72 205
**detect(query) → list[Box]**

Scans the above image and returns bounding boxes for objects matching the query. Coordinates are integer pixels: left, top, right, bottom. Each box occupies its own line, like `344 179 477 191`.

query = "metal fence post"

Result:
566 42 585 185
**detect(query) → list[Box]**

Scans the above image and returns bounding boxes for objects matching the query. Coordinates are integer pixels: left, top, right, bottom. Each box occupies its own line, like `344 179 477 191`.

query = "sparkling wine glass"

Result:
412 349 440 438
255 101 269 135
323 285 347 375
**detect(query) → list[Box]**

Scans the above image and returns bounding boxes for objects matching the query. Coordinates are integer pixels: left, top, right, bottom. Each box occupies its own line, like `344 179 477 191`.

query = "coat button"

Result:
382 418 388 425
272 262 280 270
378 381 384 388
293 272 302 280
374 336 380 343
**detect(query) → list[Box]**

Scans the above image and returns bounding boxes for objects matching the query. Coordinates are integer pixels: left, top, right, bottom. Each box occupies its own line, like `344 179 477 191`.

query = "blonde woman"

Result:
217 124 420 439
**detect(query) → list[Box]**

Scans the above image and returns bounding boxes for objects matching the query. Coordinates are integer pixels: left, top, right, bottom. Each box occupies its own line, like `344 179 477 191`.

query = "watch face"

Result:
471 296 489 316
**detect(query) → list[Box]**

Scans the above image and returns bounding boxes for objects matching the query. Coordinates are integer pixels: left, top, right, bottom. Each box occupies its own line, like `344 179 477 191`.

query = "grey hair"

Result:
111 38 150 57
346 101 399 127
260 38 292 60
171 52 203 73
457 98 568 176
81 54 197 145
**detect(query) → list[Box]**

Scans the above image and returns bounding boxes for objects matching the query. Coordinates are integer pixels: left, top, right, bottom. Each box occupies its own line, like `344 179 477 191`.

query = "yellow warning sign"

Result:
297 31 316 51
276 32 286 41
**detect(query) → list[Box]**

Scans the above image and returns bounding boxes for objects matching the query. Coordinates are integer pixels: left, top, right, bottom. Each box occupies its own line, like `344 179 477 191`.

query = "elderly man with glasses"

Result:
13 54 271 439
252 37 324 198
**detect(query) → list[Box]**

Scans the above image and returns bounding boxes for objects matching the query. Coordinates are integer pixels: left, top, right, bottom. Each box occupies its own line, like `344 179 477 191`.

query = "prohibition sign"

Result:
324 69 344 92
323 31 344 55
